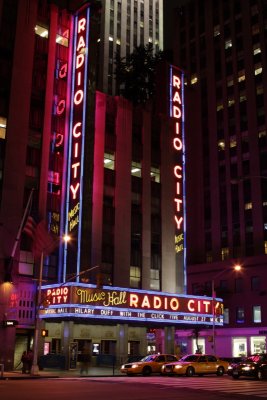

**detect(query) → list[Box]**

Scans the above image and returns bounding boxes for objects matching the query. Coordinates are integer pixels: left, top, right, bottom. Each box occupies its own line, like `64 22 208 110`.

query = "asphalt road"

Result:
1 376 267 400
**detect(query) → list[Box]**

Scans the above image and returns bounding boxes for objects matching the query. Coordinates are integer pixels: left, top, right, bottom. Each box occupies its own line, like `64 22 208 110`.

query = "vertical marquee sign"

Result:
64 6 90 279
169 65 186 287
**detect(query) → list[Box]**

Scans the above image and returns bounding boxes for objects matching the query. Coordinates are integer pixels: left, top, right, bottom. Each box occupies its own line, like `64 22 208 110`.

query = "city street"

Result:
1 376 267 400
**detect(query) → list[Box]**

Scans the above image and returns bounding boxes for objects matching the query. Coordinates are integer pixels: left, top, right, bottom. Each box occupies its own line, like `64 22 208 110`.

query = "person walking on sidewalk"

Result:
80 342 91 375
21 351 29 374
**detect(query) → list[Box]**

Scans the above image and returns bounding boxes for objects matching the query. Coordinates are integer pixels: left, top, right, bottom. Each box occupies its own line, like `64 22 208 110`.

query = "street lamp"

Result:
31 234 71 376
211 264 242 355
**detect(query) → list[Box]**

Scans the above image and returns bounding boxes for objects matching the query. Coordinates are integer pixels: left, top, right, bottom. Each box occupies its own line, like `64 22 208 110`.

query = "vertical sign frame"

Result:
169 65 187 291
63 6 90 281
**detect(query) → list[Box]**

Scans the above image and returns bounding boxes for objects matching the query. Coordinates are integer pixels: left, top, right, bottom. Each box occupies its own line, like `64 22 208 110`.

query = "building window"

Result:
225 39 232 49
0 116 7 139
251 276 260 291
253 306 261 323
232 337 247 357
35 24 49 38
221 247 229 260
223 308 229 324
104 152 115 170
130 266 141 288
150 166 160 182
250 336 266 353
236 307 245 323
235 277 243 293
131 161 141 177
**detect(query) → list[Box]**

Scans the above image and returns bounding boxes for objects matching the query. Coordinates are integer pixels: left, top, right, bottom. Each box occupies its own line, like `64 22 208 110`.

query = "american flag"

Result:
23 217 58 259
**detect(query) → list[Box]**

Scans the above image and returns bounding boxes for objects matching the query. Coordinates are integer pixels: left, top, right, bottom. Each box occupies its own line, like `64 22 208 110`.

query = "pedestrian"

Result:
21 351 29 373
27 349 34 373
80 343 91 375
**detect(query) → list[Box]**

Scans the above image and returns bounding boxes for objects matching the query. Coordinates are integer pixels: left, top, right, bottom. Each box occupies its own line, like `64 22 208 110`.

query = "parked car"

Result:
120 353 179 376
161 354 229 377
227 353 267 380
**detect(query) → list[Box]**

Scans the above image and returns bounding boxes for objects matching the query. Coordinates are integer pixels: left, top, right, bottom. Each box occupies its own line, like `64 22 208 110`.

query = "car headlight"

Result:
243 366 254 371
228 366 233 370
121 364 125 368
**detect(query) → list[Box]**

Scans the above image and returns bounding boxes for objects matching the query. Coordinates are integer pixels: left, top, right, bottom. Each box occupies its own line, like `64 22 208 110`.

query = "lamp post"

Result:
211 264 241 355
31 234 71 376
30 243 99 375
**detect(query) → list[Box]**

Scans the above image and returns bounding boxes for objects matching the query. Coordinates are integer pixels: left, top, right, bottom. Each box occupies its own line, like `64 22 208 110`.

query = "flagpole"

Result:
31 250 44 376
4 188 34 282
11 188 34 259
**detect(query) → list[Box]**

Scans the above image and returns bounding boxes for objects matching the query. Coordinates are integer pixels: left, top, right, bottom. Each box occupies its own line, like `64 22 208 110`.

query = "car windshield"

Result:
141 355 157 362
180 355 199 362
246 355 263 363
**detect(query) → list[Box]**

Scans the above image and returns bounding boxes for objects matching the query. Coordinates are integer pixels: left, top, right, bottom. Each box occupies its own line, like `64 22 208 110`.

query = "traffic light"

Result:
41 329 48 337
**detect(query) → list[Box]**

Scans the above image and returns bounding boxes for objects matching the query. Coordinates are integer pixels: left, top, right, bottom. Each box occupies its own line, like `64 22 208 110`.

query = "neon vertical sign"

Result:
64 6 90 279
169 65 186 289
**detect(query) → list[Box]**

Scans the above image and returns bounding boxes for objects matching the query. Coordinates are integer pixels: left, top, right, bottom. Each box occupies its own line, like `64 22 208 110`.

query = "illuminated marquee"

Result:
40 284 224 326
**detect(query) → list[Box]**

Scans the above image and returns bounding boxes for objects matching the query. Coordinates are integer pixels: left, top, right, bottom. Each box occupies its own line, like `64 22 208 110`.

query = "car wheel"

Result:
186 367 195 377
216 366 225 376
142 366 152 376
257 369 263 381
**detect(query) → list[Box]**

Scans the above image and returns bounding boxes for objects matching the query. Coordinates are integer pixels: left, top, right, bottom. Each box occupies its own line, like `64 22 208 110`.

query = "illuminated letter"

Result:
173 137 182 151
76 53 84 69
170 298 179 311
59 63 67 79
153 296 161 309
174 165 182 178
141 295 150 308
173 75 181 89
174 215 183 230
55 133 64 147
74 142 79 157
73 122 82 138
175 122 180 135
203 301 211 313
78 18 86 33
74 89 83 105
176 181 181 195
70 183 80 200
77 36 86 52
72 162 80 178
174 199 183 212
187 299 195 312
129 293 139 307
56 99 65 115
173 91 181 104
173 106 181 119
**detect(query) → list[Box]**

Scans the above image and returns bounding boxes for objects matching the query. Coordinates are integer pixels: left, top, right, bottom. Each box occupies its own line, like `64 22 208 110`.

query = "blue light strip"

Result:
40 282 222 301
63 13 78 282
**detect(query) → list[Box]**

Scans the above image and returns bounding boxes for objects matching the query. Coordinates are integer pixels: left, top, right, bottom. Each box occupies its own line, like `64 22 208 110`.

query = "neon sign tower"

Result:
63 5 90 280
169 65 186 290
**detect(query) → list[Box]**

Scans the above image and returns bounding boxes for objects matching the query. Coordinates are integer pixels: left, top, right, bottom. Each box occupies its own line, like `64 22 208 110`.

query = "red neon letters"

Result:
172 72 183 232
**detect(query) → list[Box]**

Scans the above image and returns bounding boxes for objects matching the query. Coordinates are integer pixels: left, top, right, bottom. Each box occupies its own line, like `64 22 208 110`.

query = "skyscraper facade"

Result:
172 0 267 356
97 0 163 94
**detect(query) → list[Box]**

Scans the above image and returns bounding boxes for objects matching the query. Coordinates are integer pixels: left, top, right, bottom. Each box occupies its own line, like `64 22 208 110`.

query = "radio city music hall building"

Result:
0 1 224 370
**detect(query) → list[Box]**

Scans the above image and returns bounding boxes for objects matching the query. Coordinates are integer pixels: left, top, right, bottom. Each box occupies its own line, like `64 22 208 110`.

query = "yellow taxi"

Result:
121 354 179 376
161 354 229 377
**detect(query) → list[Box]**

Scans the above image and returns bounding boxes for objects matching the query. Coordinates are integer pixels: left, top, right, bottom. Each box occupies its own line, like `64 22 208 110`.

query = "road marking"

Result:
80 376 267 398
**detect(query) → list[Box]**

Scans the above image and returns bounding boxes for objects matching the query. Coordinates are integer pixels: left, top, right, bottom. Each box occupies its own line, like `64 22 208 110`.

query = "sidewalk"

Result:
1 366 124 380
